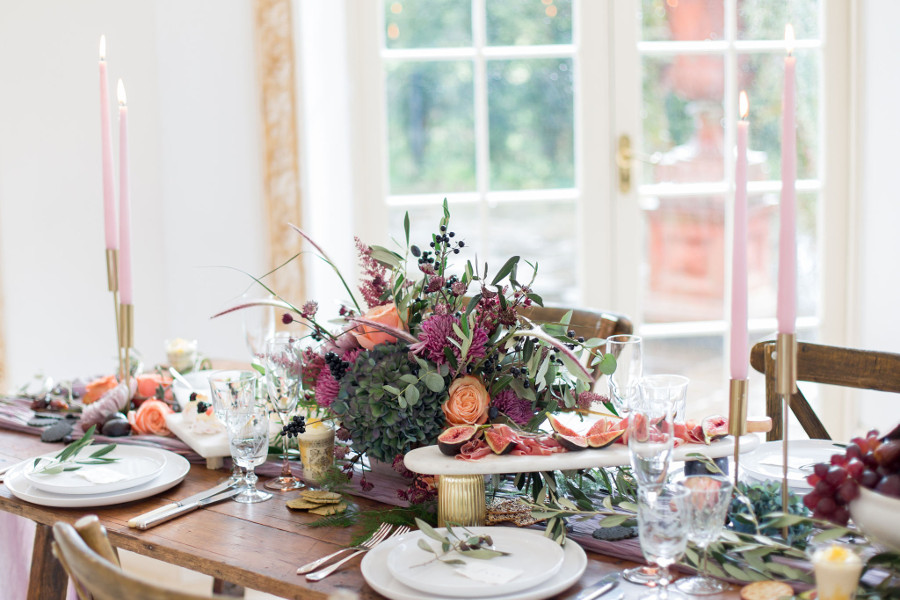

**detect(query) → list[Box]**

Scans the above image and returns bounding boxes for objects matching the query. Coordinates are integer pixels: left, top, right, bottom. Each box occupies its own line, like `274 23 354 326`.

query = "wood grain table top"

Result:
0 430 741 600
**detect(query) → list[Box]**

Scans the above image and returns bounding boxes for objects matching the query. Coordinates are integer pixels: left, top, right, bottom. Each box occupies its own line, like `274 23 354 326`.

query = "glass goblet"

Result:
640 374 689 423
225 406 272 503
606 335 642 416
676 475 734 595
263 337 304 492
637 485 690 600
241 291 276 360
209 370 259 484
628 387 677 491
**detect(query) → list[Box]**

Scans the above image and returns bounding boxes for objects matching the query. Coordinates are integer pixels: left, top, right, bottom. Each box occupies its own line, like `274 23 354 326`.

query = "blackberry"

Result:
196 401 211 414
281 415 307 438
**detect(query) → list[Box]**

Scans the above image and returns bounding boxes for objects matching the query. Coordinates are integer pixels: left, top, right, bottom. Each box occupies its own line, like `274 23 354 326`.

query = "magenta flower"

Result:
492 388 533 426
410 314 489 367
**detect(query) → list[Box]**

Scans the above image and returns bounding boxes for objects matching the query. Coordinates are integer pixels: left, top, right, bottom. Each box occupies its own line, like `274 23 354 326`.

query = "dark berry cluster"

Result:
281 415 307 438
325 351 351 380
196 401 211 414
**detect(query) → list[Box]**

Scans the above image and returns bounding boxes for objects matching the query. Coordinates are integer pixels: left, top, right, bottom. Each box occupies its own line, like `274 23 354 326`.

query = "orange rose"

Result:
353 303 402 350
442 375 490 426
134 373 174 402
127 400 174 436
83 375 118 405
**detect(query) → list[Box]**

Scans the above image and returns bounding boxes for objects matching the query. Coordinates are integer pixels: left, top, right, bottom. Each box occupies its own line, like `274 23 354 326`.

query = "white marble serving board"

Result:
404 434 760 475
165 412 229 459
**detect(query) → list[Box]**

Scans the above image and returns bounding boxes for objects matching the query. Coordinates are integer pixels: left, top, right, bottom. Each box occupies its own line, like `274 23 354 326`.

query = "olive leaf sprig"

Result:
31 425 119 475
412 517 510 568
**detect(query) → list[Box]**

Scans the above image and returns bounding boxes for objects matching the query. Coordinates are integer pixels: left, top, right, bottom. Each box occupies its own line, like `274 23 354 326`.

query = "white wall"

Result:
0 0 266 388
856 0 900 431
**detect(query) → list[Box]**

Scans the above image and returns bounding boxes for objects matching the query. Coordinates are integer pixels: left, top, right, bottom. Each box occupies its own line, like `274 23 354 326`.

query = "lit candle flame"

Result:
99 35 106 61
117 79 127 106
785 24 795 56
739 91 749 120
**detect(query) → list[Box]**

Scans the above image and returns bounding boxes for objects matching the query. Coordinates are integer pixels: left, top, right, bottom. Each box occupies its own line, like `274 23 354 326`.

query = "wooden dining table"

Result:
0 429 742 600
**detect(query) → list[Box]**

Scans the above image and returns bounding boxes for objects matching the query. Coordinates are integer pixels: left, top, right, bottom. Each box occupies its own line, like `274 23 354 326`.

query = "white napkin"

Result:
454 563 523 585
77 467 128 484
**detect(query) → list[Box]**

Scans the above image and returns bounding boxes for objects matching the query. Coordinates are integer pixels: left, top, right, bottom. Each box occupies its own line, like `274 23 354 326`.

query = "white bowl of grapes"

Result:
803 425 900 550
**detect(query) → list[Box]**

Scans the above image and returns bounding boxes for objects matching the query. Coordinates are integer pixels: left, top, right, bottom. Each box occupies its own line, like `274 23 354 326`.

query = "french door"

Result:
351 0 847 431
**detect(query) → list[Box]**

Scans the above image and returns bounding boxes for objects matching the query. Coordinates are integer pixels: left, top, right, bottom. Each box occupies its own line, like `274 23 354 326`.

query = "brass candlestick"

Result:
119 303 134 397
728 378 749 487
776 332 797 534
106 249 123 378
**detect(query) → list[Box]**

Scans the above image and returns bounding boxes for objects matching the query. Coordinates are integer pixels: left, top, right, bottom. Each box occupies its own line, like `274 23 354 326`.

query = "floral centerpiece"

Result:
218 200 616 490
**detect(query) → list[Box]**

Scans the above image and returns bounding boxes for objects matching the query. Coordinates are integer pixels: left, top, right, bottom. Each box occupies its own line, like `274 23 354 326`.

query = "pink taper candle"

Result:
117 80 133 305
99 35 117 249
777 24 797 334
731 92 750 380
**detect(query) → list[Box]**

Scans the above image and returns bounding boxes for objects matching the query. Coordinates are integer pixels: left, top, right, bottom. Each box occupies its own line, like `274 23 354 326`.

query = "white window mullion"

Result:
472 0 490 261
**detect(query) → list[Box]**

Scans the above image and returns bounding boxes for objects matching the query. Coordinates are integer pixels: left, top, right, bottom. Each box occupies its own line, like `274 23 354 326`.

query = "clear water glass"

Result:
637 485 690 600
628 385 677 491
241 291 276 360
226 406 272 503
209 370 259 483
606 335 642 415
640 374 689 423
676 476 734 595
263 337 305 492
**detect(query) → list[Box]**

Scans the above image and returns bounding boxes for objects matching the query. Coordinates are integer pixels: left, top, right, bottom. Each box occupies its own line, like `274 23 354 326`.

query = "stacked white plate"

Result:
361 527 587 600
5 445 189 507
741 440 844 492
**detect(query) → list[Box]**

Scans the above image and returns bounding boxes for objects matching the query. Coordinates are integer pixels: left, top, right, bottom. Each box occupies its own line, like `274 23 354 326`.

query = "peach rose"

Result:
352 303 402 350
442 375 490 426
134 373 174 402
127 400 174 436
83 375 118 405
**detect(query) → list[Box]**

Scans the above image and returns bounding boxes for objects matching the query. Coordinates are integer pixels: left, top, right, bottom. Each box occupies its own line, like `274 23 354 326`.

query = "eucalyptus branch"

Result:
412 518 510 569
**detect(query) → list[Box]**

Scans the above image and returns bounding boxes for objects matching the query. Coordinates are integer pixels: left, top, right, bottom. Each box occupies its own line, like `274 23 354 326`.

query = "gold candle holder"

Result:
729 378 749 486
776 332 797 531
119 303 134 394
106 249 123 377
437 474 485 528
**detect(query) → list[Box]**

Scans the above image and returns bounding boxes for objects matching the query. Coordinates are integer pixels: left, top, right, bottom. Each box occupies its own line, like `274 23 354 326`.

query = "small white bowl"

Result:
849 487 900 551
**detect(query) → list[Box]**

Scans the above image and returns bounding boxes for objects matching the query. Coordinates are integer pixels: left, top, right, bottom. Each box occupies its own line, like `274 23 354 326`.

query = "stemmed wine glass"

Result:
676 475 734 595
625 374 682 585
606 335 642 416
241 291 276 360
225 405 272 503
637 485 690 600
209 370 259 484
263 337 305 492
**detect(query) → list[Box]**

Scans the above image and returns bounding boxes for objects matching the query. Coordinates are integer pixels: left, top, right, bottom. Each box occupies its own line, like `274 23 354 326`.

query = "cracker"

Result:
303 496 342 504
301 490 341 501
286 499 321 511
309 502 347 516
740 581 794 600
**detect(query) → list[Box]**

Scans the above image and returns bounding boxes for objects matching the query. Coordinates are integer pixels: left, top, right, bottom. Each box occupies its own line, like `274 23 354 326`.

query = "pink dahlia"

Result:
492 388 533 426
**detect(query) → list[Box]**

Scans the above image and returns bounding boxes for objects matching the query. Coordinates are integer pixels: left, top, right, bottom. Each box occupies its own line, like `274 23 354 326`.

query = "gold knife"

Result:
127 480 236 528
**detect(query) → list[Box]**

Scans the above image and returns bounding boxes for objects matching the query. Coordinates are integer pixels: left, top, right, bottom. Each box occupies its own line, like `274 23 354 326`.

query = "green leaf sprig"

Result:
412 518 510 568
31 425 119 475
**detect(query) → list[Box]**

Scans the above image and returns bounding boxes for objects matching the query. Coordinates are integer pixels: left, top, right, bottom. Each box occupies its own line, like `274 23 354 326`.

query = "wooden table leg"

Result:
27 523 68 600
212 578 245 597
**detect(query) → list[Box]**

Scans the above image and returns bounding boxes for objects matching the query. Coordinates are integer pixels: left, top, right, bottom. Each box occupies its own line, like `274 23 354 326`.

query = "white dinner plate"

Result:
4 447 190 508
741 440 844 491
362 530 586 600
24 444 167 495
172 370 216 410
386 527 565 598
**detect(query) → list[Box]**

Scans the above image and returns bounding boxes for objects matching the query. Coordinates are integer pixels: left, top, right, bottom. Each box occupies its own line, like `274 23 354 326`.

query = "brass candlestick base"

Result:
729 378 749 486
119 303 134 395
437 474 485 527
106 249 123 377
776 332 798 532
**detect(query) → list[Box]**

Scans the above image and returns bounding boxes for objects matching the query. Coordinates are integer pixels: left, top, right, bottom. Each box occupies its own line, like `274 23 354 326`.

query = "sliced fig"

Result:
701 415 729 444
437 425 481 456
546 413 580 437
586 429 624 449
555 433 589 451
485 424 518 455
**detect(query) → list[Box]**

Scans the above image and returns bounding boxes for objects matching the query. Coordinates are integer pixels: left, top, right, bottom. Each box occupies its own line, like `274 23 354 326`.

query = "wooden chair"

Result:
51 515 229 600
750 341 900 441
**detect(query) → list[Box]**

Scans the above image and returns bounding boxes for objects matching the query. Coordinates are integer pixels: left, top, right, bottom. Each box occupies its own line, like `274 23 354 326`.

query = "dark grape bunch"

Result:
803 425 900 525
281 415 307 438
324 351 351 381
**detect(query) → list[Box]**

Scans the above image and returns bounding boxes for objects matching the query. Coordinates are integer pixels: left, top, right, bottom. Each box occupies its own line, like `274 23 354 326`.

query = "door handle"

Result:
616 134 632 194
